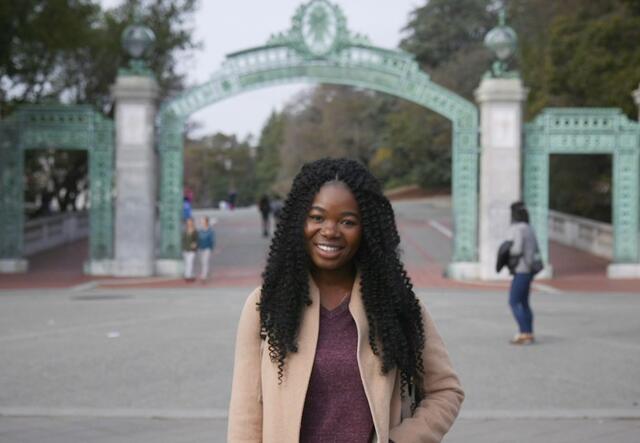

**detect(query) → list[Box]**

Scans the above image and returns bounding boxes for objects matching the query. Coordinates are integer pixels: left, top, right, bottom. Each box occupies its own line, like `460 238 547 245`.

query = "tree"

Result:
255 111 284 195
1 0 200 218
0 0 200 115
508 0 640 220
401 0 495 98
184 132 257 208
273 85 386 191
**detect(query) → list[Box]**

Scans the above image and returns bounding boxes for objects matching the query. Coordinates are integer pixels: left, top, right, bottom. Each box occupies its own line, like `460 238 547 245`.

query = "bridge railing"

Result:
548 210 613 259
24 211 89 256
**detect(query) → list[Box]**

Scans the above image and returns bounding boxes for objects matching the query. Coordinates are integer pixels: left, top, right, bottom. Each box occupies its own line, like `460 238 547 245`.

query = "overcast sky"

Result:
102 0 421 139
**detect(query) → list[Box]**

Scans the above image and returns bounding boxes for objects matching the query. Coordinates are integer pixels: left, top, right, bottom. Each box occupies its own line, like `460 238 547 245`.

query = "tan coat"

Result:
228 275 464 443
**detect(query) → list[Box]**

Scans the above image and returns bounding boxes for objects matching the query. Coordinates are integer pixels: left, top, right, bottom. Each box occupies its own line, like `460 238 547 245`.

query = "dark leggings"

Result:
509 273 534 334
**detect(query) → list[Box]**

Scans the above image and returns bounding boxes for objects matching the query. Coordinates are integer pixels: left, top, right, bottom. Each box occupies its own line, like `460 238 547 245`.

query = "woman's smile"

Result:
313 242 345 258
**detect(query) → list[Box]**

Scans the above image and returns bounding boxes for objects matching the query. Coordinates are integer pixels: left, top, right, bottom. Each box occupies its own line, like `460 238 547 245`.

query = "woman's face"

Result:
304 182 362 272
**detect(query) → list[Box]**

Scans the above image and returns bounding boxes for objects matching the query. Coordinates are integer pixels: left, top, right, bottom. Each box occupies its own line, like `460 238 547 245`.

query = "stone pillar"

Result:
112 75 159 276
632 85 640 120
475 77 528 280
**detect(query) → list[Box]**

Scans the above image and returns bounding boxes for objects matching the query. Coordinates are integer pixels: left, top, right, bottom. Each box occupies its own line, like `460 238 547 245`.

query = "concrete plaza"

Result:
1 199 639 442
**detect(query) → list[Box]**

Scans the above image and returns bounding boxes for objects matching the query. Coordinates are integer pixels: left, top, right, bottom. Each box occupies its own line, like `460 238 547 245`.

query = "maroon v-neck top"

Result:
299 296 375 442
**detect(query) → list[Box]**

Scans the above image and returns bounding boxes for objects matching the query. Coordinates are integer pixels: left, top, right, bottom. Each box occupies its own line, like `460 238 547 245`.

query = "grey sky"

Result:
102 0 421 139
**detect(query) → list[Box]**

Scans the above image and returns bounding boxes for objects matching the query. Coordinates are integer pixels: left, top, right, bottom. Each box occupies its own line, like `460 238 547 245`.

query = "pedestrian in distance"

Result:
183 196 192 221
258 194 272 237
182 218 198 282
270 194 284 225
197 216 216 283
507 201 542 345
228 158 464 443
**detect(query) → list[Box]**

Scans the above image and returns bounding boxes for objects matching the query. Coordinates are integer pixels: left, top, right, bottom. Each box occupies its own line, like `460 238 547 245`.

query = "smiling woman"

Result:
228 158 464 443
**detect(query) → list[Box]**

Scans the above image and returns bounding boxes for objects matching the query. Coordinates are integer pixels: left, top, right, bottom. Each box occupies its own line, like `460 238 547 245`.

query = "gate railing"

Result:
24 211 89 256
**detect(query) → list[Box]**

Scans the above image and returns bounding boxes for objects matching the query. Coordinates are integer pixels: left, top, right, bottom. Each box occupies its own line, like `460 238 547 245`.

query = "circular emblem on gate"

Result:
301 0 338 56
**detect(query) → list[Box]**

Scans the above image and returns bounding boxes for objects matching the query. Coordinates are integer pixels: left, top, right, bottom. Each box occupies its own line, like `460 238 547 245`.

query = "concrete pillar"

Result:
632 85 640 120
112 75 159 276
475 77 528 280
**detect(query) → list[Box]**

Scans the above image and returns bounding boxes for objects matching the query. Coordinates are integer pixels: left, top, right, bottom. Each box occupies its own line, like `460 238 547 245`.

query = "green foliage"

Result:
184 133 257 208
24 149 88 218
507 0 640 219
274 85 387 192
0 0 199 115
2 0 199 217
255 111 284 196
549 155 612 222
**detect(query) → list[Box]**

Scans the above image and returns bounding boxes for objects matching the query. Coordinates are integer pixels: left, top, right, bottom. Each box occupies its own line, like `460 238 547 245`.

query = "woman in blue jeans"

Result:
508 202 540 345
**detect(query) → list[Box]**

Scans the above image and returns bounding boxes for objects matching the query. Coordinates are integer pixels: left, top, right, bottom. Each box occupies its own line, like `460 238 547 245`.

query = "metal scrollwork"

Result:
524 108 640 264
0 105 114 263
158 0 480 262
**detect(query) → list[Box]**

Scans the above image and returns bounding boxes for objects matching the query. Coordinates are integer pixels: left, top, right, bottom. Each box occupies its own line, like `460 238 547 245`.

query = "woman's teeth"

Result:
317 244 341 252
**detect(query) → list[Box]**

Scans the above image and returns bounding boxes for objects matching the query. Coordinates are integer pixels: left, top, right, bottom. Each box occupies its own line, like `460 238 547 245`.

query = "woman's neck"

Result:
311 265 356 309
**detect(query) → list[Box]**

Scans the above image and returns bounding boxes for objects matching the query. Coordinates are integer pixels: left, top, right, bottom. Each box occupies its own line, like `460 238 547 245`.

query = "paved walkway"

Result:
1 287 639 442
1 198 639 442
1 416 638 443
1 198 638 293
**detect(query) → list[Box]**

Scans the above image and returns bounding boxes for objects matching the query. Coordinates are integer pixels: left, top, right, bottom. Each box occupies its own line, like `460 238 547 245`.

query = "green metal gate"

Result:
524 108 640 266
0 105 115 266
157 0 480 266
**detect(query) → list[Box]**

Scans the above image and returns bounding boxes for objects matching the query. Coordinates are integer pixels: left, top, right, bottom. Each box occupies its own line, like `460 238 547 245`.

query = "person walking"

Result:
507 201 541 345
197 216 216 283
182 218 198 282
228 158 464 443
258 194 271 237
183 196 193 221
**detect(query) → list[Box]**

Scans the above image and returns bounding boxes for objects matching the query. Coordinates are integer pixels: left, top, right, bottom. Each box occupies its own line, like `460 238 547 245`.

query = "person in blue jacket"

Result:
197 216 216 282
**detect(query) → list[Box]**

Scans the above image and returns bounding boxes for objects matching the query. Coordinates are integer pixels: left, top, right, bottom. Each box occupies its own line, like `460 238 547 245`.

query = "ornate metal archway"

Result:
157 0 479 265
524 108 640 269
0 105 114 268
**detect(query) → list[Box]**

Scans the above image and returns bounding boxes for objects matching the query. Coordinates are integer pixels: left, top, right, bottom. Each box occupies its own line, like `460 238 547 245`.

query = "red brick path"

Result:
1 234 638 293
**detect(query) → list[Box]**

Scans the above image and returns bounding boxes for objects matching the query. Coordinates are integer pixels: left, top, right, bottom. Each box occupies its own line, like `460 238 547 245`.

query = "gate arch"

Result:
157 0 479 268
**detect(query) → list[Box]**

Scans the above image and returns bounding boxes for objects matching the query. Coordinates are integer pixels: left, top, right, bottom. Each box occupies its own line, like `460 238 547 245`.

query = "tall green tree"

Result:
184 133 257 208
0 0 199 115
255 111 284 195
3 0 200 217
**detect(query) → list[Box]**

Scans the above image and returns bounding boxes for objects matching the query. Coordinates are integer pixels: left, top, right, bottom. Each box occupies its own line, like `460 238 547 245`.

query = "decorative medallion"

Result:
301 0 338 56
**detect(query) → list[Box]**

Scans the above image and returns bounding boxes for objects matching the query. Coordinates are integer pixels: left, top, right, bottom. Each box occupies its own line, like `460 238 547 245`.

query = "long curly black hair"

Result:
259 158 426 402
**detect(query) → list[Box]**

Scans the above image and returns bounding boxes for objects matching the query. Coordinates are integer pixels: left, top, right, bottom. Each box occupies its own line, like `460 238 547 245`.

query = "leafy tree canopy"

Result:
0 0 199 115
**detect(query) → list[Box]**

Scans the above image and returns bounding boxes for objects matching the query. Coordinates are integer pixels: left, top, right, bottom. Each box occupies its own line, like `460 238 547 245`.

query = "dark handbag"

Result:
530 252 544 276
496 241 513 273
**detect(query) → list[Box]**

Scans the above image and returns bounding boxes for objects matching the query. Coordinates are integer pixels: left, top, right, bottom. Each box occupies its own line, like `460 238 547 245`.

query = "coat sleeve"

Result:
227 288 263 442
389 303 464 443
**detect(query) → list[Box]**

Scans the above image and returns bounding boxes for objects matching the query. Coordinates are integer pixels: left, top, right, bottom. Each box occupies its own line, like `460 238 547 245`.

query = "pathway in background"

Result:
2 197 637 293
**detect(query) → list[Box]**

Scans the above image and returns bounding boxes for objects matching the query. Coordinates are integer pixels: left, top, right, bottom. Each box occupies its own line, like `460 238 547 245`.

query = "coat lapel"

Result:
349 272 397 443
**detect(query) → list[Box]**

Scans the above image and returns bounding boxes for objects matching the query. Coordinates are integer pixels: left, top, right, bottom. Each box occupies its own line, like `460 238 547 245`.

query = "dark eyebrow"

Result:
309 206 360 218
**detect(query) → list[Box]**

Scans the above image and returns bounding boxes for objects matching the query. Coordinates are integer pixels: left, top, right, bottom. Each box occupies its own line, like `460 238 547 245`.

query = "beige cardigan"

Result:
228 276 464 443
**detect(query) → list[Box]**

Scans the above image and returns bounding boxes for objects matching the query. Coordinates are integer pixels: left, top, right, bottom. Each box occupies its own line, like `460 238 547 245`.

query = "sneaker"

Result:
510 334 534 345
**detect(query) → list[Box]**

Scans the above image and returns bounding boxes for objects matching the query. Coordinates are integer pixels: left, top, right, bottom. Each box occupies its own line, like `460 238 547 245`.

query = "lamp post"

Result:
483 9 518 79
121 16 156 77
